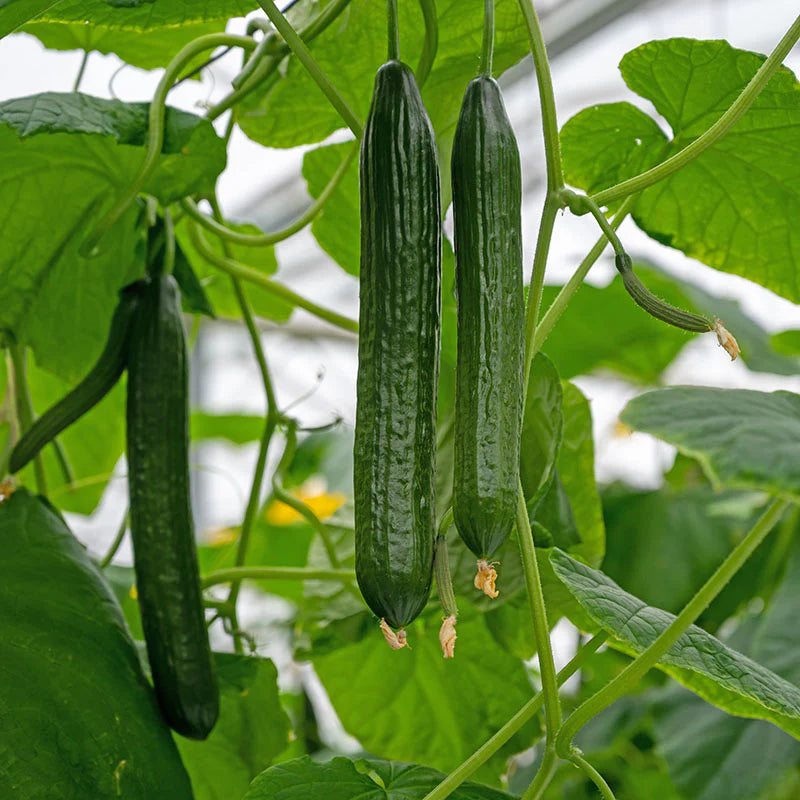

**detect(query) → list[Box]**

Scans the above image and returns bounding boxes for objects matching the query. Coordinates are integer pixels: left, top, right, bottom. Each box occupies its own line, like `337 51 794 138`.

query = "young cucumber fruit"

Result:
451 76 525 571
9 284 142 474
354 60 441 633
126 272 218 739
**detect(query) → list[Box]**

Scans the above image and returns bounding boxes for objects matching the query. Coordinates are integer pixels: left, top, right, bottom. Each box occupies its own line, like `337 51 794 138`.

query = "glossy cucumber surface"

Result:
354 60 441 630
126 273 218 739
452 75 524 560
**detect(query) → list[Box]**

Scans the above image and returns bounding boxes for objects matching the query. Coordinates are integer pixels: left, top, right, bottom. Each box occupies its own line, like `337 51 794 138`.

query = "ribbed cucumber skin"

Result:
126 274 218 740
9 284 142 474
452 76 524 560
354 60 441 630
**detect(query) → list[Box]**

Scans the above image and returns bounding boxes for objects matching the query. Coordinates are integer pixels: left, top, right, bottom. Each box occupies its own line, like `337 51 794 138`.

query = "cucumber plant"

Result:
1 1 800 799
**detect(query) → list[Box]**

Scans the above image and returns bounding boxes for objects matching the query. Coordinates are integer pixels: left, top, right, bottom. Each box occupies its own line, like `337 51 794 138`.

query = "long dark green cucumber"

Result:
452 76 524 561
354 60 441 632
126 273 218 739
9 284 142 474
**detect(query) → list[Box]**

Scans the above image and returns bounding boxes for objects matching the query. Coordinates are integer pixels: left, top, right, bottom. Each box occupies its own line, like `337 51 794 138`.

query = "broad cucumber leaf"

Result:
621 387 800 498
0 488 193 799
23 0 259 70
311 612 537 782
557 381 604 566
302 142 359 276
550 548 800 739
238 0 529 150
654 535 800 800
561 38 800 303
191 411 265 446
0 0 62 38
0 92 226 380
177 654 291 800
244 756 514 800
772 329 800 356
601 485 759 616
520 352 563 510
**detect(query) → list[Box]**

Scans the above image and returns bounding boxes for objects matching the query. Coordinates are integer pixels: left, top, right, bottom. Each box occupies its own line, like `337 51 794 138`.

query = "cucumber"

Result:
126 272 218 739
354 60 441 632
9 283 142 474
451 76 524 564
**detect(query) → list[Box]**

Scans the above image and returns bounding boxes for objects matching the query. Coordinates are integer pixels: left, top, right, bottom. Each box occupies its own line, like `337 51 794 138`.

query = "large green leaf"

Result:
561 39 800 302
520 352 563 509
0 93 226 379
244 756 513 800
303 142 359 276
238 0 529 150
550 548 800 739
557 381 604 566
23 0 259 70
0 488 192 798
177 654 291 800
654 536 800 800
621 387 800 498
311 612 537 781
601 486 758 615
0 0 62 38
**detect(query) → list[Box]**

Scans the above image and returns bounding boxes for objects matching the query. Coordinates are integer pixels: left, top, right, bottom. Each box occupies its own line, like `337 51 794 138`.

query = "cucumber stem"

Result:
479 0 494 77
387 0 400 61
180 141 357 247
416 0 438 87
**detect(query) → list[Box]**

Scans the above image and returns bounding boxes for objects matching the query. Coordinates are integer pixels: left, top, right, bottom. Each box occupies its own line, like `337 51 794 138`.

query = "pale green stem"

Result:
523 195 558 404
416 0 438 87
556 497 790 756
8 344 47 495
99 509 129 569
421 633 607 800
187 223 359 333
207 0 353 122
516 0 563 191
51 438 75 486
203 565 356 589
179 142 356 247
73 50 90 92
256 1 363 137
568 753 616 800
591 13 800 208
387 0 400 61
434 508 457 619
80 33 256 256
206 194 281 649
532 197 635 356
523 749 558 800
516 483 561 757
480 0 494 76
272 423 342 569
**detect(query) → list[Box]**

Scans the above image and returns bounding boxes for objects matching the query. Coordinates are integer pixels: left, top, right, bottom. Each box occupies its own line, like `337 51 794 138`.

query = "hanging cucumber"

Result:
9 284 142 474
451 74 524 597
354 58 441 642
126 270 218 739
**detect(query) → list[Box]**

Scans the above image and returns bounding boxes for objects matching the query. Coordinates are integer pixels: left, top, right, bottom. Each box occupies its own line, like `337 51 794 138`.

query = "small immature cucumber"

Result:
354 60 441 632
9 284 142 474
126 272 218 740
451 75 524 564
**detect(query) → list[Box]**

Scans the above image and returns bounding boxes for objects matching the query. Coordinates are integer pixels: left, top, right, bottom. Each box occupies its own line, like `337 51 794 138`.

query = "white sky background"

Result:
2 0 799 755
